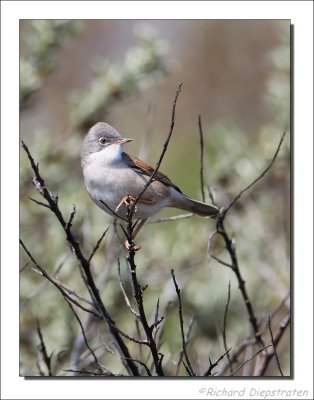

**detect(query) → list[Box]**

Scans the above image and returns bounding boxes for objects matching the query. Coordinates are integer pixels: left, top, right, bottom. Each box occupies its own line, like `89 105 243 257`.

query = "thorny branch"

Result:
20 142 139 376
130 82 183 218
171 269 195 376
212 133 287 348
222 281 233 372
254 313 290 376
203 348 232 377
116 83 184 376
268 316 284 376
36 319 52 376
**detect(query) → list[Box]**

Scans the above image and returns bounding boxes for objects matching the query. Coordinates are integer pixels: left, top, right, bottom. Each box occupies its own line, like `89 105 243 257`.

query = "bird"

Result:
81 122 219 249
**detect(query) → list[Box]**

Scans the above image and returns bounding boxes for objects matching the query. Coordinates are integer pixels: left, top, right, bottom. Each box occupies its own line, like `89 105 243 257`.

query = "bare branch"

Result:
211 254 233 269
117 259 139 318
21 142 140 376
126 234 164 375
254 313 290 376
231 345 271 376
36 319 52 376
171 269 195 376
268 316 284 376
222 282 233 372
222 132 286 216
29 197 51 209
203 348 232 376
88 227 110 262
65 300 103 374
174 315 195 376
130 82 183 217
20 239 101 319
215 220 265 347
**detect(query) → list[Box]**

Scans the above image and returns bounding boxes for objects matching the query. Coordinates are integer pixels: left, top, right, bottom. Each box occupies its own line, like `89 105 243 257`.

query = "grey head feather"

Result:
81 122 122 161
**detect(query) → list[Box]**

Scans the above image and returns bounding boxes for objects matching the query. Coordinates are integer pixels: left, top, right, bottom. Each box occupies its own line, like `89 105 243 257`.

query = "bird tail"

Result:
178 195 219 217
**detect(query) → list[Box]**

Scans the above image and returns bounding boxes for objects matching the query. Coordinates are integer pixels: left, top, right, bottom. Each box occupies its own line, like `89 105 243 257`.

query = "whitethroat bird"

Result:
81 122 219 249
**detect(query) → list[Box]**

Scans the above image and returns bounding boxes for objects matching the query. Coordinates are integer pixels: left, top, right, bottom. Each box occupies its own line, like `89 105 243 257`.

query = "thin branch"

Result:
65 299 103 374
222 282 233 372
20 240 101 319
215 220 265 347
268 316 284 376
126 229 164 375
21 141 139 376
117 259 139 318
63 369 118 377
222 132 286 216
29 197 51 209
116 83 184 377
211 254 233 269
218 294 290 376
198 114 206 203
203 348 232 376
171 269 195 376
175 315 195 376
254 313 290 376
88 227 110 262
130 82 183 217
231 345 271 376
36 319 52 376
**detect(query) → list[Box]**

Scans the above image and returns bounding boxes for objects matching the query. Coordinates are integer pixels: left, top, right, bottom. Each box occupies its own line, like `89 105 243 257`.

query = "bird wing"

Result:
122 152 182 194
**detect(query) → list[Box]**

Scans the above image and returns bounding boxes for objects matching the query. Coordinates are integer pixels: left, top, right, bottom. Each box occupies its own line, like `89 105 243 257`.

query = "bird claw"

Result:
124 240 141 252
115 195 137 213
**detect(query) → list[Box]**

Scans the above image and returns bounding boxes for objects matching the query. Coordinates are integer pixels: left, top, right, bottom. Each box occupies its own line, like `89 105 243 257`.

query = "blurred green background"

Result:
20 20 290 376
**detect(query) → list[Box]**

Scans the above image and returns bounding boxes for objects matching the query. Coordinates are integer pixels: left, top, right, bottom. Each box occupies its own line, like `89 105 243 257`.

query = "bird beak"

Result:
116 137 133 144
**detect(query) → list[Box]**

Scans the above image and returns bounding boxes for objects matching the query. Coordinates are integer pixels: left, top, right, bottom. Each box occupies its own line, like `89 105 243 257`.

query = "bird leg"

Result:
115 194 137 214
124 218 148 251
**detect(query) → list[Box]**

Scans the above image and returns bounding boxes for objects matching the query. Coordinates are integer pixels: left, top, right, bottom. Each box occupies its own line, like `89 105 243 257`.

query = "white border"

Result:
1 1 313 399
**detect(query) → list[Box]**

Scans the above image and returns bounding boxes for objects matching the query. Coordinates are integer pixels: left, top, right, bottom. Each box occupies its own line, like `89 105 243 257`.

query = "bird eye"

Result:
99 137 107 145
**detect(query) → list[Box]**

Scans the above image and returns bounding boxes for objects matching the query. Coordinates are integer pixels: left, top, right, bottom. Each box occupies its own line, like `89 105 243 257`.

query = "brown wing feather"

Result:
122 152 182 193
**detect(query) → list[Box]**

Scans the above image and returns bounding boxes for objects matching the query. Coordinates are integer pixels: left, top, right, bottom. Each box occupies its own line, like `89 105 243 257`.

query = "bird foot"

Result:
115 195 137 213
124 240 141 252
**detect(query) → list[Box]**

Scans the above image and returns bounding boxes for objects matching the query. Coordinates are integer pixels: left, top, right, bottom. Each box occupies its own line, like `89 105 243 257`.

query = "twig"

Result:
36 319 52 376
88 227 109 262
126 225 164 376
21 142 139 376
65 300 103 374
211 254 233 269
198 114 206 203
174 315 195 376
215 220 265 347
122 357 152 377
222 132 286 216
21 252 70 306
117 259 139 318
118 85 183 375
171 269 195 376
29 197 51 209
218 294 290 376
230 345 272 376
203 348 231 376
222 282 233 372
213 134 287 349
254 313 290 376
268 316 284 376
20 240 101 319
63 368 118 377
130 82 183 217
